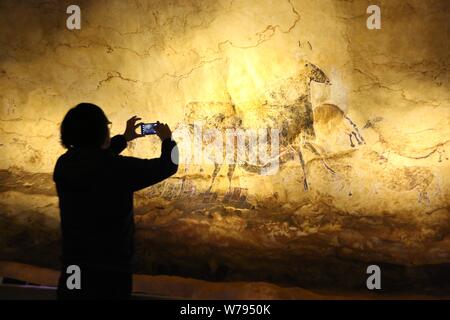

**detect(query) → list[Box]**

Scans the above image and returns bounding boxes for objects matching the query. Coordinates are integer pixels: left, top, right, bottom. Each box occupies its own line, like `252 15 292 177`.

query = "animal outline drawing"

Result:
176 60 364 192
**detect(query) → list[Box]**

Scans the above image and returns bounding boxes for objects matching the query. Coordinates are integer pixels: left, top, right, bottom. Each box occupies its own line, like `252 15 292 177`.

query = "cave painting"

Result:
176 60 365 192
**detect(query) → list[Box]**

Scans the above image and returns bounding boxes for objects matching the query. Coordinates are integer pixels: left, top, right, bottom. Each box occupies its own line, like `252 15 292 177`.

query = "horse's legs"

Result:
349 133 355 147
227 164 236 191
304 141 336 175
352 131 362 145
297 144 309 191
207 162 222 193
344 114 365 144
181 160 190 191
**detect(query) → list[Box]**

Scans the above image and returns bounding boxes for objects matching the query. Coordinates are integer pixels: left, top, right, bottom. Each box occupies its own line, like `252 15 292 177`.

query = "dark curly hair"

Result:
60 103 109 149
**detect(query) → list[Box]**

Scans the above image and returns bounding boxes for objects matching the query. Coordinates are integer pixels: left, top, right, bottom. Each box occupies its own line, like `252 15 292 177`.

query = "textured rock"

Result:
0 0 449 295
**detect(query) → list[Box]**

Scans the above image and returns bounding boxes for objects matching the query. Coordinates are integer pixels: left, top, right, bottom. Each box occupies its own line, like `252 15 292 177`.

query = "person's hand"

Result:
123 115 144 142
155 121 172 141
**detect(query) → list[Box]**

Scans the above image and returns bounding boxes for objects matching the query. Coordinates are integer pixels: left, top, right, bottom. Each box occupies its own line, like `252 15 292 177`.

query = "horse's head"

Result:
304 62 331 85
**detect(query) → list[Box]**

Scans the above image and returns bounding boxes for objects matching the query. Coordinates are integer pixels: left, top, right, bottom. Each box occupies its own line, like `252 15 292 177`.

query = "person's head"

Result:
60 103 111 150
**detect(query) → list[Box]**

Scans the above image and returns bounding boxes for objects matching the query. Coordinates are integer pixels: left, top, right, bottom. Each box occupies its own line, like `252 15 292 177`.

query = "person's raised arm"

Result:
107 135 127 155
111 122 179 192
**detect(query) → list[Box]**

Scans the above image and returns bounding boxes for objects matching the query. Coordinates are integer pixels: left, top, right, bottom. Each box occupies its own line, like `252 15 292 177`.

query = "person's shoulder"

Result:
55 150 69 164
55 149 74 164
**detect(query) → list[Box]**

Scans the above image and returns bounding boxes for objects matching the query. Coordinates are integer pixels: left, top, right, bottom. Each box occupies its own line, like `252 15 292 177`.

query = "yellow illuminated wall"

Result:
0 0 449 289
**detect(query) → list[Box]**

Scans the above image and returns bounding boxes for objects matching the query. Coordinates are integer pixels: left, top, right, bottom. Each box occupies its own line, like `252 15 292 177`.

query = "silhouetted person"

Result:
53 103 178 299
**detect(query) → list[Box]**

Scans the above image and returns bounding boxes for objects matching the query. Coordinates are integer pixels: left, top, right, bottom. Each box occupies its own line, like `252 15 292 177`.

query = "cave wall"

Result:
0 0 449 289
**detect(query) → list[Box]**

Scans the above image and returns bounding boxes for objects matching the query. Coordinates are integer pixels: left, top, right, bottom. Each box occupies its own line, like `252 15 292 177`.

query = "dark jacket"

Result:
53 135 178 272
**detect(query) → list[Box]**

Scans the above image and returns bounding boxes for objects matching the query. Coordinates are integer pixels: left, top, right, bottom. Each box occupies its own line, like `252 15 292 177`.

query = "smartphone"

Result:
141 122 158 135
